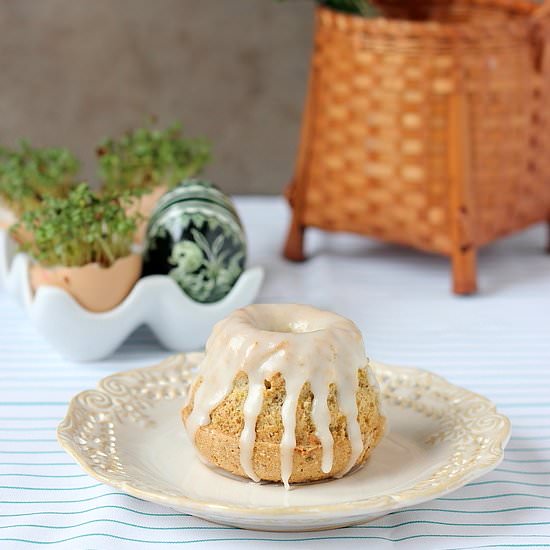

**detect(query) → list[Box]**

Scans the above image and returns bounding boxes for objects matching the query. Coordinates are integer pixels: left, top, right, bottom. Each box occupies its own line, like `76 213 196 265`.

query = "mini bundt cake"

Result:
182 304 385 487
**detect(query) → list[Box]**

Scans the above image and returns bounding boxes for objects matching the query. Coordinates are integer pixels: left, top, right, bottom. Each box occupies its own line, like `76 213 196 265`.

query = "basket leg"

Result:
447 88 477 295
451 245 477 295
283 213 306 262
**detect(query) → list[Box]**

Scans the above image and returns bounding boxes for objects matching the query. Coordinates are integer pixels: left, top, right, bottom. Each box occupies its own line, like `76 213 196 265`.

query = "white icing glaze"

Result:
184 304 378 488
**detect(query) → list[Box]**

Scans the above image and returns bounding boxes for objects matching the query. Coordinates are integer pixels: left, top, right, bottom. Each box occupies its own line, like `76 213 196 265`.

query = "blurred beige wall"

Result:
0 0 314 194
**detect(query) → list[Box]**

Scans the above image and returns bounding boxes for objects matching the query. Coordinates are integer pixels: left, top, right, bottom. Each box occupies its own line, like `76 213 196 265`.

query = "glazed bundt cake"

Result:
182 304 385 487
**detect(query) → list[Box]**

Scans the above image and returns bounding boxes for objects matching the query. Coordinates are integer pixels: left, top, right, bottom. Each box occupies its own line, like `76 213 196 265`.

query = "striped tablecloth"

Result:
1 197 549 549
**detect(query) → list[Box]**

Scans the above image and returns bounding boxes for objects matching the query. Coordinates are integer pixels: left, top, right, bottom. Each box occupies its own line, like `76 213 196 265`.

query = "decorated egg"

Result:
142 179 246 303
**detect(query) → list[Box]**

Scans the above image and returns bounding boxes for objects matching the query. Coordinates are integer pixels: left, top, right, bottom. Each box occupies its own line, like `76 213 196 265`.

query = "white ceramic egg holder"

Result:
0 229 264 361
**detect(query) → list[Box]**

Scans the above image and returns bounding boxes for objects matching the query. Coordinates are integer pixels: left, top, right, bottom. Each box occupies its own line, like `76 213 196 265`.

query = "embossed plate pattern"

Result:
57 354 511 531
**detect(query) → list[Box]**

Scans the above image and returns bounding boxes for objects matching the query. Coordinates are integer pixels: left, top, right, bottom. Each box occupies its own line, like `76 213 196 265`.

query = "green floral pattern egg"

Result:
142 179 246 303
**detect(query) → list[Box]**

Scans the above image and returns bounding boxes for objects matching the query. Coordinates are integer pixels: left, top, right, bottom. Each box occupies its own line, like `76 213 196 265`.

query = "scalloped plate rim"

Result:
57 355 511 527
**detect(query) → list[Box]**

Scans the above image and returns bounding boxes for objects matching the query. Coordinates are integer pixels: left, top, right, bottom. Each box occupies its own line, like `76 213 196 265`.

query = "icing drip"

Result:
309 376 332 474
239 372 263 482
279 375 301 489
184 304 375 488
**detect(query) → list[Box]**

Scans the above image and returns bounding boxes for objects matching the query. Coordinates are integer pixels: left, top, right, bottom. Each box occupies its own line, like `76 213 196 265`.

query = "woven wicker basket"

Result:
284 1 550 294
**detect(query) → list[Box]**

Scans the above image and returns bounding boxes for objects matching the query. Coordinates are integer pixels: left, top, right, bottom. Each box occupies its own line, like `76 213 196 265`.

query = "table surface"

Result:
1 196 549 550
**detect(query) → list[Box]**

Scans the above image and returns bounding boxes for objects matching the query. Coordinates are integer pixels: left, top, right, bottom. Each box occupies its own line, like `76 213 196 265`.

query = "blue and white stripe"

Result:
0 198 549 549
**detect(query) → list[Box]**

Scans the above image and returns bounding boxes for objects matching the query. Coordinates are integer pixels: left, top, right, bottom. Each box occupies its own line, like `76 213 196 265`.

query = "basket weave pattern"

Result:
285 3 550 293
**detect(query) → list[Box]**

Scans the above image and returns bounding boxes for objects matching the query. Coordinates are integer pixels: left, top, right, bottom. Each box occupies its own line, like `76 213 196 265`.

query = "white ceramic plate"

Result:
57 354 511 532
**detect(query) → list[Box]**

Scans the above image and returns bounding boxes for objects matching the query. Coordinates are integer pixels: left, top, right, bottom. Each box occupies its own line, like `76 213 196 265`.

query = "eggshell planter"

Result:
30 254 142 313
0 205 34 244
128 185 168 244
0 229 264 361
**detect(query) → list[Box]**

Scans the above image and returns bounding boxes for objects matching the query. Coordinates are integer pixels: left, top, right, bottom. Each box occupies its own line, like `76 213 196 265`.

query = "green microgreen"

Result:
13 183 140 268
97 122 211 196
278 0 377 16
0 141 80 217
318 0 377 15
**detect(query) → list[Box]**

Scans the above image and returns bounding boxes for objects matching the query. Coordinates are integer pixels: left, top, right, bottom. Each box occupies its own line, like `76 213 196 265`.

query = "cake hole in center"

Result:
250 307 328 334
261 320 321 334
